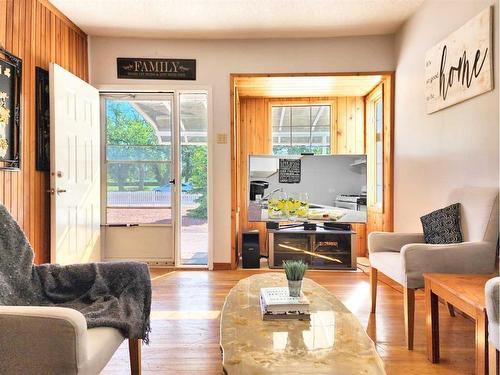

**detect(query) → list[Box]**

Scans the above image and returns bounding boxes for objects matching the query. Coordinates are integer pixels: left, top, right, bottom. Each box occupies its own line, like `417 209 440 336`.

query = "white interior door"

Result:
50 63 101 265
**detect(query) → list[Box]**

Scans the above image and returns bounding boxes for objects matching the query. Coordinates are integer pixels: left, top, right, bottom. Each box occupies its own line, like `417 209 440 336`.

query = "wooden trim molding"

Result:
230 75 238 269
231 71 396 78
213 263 233 271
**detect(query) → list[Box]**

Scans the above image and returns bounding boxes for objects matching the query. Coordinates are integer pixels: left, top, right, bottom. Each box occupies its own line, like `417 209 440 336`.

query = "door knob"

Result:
46 188 67 195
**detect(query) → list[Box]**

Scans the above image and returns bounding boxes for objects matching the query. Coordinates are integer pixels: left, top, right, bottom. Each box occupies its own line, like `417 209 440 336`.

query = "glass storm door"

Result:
176 93 209 266
103 94 175 264
102 92 209 267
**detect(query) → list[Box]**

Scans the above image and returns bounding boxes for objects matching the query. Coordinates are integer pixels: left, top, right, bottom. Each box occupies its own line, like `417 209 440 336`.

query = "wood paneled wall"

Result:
237 96 367 257
336 97 367 256
336 97 365 154
237 97 272 254
0 0 88 264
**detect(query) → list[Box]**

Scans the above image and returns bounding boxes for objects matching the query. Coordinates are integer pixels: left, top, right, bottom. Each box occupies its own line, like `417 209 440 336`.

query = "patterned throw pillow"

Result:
420 203 463 244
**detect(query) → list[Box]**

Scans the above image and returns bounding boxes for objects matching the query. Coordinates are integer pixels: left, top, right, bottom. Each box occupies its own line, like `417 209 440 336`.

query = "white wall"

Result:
394 0 499 232
90 35 395 263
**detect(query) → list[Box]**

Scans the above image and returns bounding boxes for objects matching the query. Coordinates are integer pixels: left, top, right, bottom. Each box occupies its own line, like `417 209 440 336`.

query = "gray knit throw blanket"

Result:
0 204 151 343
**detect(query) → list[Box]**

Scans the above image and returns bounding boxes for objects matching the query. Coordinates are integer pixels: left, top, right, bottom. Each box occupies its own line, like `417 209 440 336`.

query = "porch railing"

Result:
107 191 201 207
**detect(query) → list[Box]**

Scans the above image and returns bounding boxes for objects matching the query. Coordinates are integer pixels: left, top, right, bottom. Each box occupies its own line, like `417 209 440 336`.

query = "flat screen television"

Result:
247 154 367 223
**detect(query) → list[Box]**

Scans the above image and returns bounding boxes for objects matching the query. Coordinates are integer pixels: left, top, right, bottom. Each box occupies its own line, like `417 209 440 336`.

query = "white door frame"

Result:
98 85 214 270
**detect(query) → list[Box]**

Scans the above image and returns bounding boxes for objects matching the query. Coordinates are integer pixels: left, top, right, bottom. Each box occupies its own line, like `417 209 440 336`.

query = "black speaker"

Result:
242 231 260 269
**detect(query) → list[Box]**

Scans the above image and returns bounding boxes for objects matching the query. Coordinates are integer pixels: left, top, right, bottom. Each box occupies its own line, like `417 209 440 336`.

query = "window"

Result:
105 97 174 225
271 105 331 155
366 85 384 211
179 93 209 265
374 98 383 209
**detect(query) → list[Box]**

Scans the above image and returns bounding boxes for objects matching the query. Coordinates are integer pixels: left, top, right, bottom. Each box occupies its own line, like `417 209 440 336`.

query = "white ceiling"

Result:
50 0 424 39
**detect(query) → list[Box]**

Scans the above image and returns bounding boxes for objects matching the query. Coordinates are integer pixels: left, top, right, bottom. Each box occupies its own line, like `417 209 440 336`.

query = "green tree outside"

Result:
107 101 208 219
107 101 163 191
183 145 208 219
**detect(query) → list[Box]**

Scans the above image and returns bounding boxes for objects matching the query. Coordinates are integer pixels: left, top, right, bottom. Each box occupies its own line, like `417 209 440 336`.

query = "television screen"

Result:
247 154 367 223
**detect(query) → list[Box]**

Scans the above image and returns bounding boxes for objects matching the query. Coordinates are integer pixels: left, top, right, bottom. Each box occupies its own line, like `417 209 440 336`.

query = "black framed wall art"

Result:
35 67 49 171
0 46 22 171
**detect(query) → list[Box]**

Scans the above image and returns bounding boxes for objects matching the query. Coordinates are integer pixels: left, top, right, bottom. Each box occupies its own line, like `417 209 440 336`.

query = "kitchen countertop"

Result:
247 201 367 223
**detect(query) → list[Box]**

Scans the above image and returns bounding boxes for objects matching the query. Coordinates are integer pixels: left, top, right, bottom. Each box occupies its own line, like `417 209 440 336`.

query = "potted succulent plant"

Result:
283 260 308 297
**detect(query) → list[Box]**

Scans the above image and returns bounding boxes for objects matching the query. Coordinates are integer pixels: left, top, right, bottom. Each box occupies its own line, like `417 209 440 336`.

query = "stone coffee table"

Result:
220 273 386 375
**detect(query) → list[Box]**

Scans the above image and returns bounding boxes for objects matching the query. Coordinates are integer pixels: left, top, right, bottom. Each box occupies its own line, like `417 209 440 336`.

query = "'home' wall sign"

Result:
425 7 493 114
117 57 196 80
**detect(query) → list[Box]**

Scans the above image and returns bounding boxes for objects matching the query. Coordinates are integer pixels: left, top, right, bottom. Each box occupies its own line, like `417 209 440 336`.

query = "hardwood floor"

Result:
102 269 476 374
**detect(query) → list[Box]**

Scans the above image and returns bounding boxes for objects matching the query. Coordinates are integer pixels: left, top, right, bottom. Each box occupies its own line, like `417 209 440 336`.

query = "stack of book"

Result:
259 287 310 321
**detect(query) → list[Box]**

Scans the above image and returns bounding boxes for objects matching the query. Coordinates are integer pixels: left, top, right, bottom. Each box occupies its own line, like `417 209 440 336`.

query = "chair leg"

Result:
488 342 499 375
129 339 141 375
404 287 415 350
446 302 456 317
370 267 378 313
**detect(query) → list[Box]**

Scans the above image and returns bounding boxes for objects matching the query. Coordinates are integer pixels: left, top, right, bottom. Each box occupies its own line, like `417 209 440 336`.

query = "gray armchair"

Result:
485 277 499 375
369 187 498 350
0 306 141 374
0 204 149 374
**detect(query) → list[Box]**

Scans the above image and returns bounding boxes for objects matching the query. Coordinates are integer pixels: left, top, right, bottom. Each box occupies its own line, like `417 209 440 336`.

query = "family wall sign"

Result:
425 7 493 114
117 57 196 80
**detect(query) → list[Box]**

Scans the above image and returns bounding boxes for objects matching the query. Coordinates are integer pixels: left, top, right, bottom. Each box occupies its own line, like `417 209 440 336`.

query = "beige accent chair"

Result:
369 187 499 350
0 306 141 374
486 277 499 375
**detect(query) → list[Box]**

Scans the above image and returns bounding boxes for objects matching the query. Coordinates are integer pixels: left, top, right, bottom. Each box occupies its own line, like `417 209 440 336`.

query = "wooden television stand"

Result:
268 223 357 270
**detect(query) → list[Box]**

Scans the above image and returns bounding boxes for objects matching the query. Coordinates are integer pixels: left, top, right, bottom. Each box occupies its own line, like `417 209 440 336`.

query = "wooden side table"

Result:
424 273 495 375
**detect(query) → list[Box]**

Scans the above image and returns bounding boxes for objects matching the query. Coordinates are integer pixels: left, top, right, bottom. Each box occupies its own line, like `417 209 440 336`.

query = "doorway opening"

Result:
101 91 210 267
230 73 394 269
